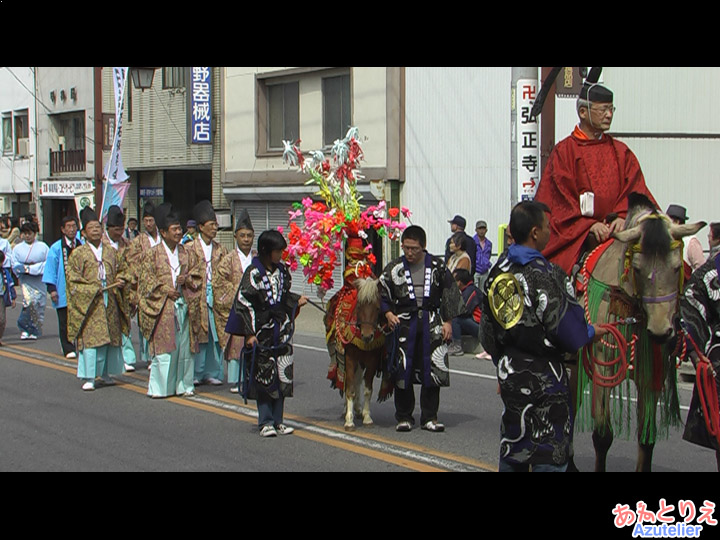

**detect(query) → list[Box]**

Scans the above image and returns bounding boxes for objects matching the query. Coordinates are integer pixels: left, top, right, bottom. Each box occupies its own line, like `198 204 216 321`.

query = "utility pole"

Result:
510 67 539 208
94 67 103 214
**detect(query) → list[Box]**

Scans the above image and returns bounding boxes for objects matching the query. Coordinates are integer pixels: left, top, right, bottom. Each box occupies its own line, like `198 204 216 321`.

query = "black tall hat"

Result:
106 205 125 228
235 208 254 232
579 66 613 103
155 202 180 231
193 200 216 225
143 201 155 218
80 206 99 229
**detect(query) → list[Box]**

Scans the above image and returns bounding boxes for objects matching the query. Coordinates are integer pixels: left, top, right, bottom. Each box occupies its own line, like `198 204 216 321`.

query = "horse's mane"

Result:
355 277 380 306
625 192 671 259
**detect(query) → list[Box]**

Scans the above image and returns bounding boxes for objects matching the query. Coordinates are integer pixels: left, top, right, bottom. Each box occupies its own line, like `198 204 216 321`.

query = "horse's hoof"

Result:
362 419 374 427
344 424 356 432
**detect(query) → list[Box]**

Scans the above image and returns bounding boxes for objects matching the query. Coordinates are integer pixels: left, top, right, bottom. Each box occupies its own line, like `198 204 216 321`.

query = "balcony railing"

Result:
49 148 85 175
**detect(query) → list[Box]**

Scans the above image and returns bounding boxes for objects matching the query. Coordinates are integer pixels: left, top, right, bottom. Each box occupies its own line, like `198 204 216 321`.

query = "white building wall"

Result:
403 67 511 257
554 67 720 252
0 67 36 199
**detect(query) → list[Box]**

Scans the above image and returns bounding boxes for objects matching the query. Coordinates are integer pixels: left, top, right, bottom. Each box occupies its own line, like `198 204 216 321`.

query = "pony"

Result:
575 192 705 472
325 276 391 431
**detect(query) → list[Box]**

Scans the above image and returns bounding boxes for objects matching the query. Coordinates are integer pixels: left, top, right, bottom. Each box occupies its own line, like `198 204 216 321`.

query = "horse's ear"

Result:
671 221 707 240
612 225 642 244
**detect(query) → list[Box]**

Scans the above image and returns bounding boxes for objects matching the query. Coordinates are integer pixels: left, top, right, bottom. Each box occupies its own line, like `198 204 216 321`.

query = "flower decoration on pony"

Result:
282 127 411 292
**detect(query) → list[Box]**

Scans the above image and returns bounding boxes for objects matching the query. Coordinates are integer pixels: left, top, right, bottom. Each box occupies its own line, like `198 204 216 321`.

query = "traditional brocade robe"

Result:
124 232 162 311
184 238 228 354
226 259 300 400
534 128 658 276
103 235 133 319
213 248 248 361
480 244 595 466
137 243 192 357
379 253 463 389
66 243 126 350
680 253 720 450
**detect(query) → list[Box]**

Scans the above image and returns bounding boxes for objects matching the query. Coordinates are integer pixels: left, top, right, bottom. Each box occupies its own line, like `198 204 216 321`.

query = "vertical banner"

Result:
190 67 212 144
516 79 540 201
101 67 129 221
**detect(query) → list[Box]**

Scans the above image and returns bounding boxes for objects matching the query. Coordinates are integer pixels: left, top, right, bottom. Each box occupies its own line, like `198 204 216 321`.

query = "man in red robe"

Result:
534 70 659 276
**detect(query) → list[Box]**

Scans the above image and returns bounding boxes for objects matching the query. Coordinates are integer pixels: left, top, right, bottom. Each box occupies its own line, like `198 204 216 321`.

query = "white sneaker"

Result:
124 363 135 372
82 381 95 391
206 377 222 385
183 390 195 397
27 334 38 340
276 424 294 435
20 332 29 340
260 425 277 438
65 352 77 359
230 386 239 394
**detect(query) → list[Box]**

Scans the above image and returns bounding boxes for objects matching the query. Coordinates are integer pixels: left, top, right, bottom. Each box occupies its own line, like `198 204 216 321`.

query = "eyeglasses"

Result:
590 105 616 115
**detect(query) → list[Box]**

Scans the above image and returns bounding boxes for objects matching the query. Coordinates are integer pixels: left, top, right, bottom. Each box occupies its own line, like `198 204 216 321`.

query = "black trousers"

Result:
393 330 441 425
56 307 75 356
394 384 440 425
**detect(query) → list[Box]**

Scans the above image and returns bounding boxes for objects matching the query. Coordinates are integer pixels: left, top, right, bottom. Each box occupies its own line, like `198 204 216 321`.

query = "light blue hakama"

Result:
122 333 136 366
76 288 124 382
193 281 224 382
147 297 194 397
77 345 124 382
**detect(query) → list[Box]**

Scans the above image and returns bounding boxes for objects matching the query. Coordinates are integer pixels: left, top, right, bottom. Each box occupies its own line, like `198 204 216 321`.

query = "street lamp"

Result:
130 67 159 91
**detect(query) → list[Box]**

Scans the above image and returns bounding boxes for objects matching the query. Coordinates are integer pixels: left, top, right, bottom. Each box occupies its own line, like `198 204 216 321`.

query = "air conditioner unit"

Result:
16 138 30 157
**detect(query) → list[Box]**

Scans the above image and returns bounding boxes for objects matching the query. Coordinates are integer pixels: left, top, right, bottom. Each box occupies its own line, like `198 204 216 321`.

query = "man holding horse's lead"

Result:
380 225 463 434
480 201 607 472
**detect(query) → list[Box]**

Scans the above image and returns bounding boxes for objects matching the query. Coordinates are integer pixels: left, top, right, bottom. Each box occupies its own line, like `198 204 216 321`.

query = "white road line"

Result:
294 343 497 381
294 342 694 412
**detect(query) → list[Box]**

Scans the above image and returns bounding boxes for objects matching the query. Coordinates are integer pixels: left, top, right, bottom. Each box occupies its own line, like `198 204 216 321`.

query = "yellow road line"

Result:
0 348 480 472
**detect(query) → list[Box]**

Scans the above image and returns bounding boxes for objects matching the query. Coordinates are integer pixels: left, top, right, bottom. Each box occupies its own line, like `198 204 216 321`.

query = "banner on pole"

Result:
104 67 129 186
100 181 130 222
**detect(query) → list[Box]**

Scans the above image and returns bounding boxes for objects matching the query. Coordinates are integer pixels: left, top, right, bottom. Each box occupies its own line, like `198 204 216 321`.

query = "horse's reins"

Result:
579 243 639 390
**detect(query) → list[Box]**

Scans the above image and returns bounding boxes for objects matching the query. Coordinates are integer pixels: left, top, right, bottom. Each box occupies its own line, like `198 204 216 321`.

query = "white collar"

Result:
88 241 103 261
162 239 179 260
105 231 118 250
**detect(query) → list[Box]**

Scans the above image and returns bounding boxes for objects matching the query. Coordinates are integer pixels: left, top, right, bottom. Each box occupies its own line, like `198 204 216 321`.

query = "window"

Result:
323 74 351 146
163 67 186 89
1 114 11 155
267 81 299 150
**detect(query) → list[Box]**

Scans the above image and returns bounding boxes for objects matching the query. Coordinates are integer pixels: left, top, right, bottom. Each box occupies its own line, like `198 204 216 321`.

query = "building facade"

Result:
0 67 36 223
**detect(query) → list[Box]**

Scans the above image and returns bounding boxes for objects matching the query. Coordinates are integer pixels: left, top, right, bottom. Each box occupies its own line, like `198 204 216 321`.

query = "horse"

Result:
575 192 705 472
325 276 390 431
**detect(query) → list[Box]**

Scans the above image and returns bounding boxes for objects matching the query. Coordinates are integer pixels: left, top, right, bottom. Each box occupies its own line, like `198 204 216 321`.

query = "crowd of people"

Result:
5 67 720 469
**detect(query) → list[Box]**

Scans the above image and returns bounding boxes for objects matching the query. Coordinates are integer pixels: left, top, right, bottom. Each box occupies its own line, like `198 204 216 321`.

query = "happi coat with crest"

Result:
66 242 127 350
137 242 193 357
225 258 300 400
480 244 595 466
379 252 463 389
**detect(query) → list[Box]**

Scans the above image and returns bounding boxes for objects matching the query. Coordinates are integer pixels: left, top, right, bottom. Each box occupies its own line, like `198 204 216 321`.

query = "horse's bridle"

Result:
623 236 685 306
